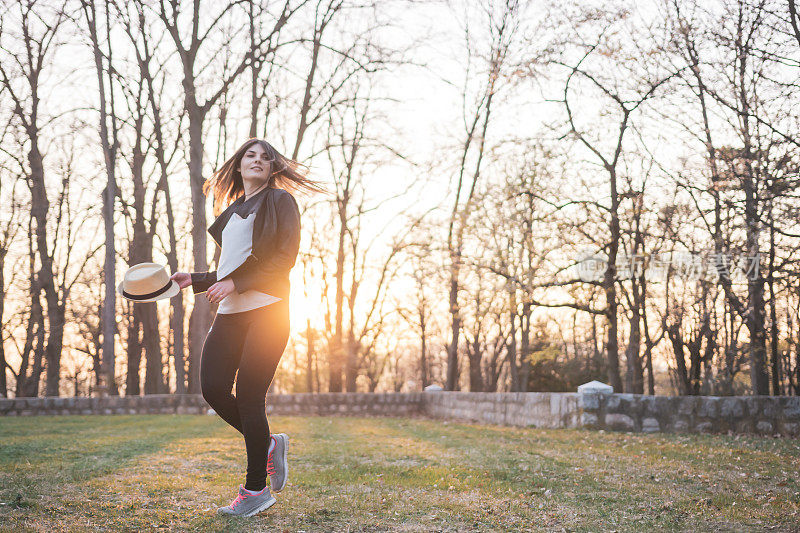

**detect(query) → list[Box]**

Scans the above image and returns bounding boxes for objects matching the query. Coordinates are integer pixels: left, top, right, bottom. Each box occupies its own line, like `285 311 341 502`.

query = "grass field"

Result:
0 414 799 532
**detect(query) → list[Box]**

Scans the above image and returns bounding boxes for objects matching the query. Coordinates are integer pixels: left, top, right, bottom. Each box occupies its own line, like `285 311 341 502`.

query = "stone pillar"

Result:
577 380 613 428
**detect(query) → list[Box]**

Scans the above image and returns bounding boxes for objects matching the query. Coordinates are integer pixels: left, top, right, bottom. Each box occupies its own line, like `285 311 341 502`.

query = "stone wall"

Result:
422 391 580 429
579 392 800 438
1 392 799 438
0 394 208 416
266 392 423 416
0 393 423 418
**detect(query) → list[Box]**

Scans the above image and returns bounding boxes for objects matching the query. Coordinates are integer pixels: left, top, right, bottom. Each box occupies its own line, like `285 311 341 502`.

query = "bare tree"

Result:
667 0 800 394
81 0 122 396
545 7 677 393
482 144 555 392
396 230 441 391
107 0 188 395
0 0 71 397
444 0 525 390
0 112 24 397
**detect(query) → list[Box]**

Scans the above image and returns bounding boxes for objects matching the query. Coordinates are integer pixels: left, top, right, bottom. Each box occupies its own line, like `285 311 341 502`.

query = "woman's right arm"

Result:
189 271 217 295
170 271 217 295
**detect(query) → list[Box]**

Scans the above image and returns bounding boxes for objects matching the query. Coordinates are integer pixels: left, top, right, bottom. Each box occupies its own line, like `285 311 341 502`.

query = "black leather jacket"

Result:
190 187 301 300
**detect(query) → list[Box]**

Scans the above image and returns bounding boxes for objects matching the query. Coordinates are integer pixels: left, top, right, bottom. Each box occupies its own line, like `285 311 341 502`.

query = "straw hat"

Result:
117 262 180 303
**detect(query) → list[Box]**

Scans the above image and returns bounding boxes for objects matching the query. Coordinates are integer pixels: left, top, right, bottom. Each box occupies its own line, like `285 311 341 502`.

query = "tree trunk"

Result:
625 260 645 394
0 248 6 397
420 312 428 390
25 318 46 398
187 112 212 394
18 260 45 398
329 204 346 392
306 319 315 393
507 292 519 392
519 302 532 391
768 201 781 395
604 166 623 393
143 301 164 394
345 329 357 392
126 303 142 396
17 235 37 397
467 335 483 392
446 262 461 390
30 129 64 398
163 178 185 393
667 322 689 395
624 311 643 394
743 168 768 395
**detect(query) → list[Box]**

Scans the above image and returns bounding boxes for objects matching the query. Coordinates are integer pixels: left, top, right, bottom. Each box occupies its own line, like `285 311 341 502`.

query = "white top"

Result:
216 209 281 314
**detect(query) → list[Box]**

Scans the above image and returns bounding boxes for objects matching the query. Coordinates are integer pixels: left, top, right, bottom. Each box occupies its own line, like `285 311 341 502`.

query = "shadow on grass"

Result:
0 414 226 507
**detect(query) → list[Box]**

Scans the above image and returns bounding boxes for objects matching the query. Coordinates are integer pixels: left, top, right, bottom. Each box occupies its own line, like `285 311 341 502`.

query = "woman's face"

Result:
238 143 272 185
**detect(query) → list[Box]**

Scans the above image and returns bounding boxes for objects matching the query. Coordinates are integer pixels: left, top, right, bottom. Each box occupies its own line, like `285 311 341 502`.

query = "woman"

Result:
171 138 325 517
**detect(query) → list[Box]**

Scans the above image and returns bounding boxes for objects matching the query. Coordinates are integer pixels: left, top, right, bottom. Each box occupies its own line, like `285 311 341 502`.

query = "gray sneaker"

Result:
267 433 289 492
216 484 276 517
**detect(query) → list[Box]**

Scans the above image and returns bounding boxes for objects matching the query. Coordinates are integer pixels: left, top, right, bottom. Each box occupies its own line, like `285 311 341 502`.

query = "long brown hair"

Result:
203 138 328 216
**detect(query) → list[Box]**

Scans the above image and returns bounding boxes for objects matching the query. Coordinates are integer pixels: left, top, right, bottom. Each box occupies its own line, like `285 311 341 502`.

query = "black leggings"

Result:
200 299 289 491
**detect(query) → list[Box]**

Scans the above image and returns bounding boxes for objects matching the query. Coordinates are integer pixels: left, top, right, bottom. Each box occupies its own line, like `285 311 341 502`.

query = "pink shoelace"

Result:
266 435 277 477
229 485 264 509
230 489 249 510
